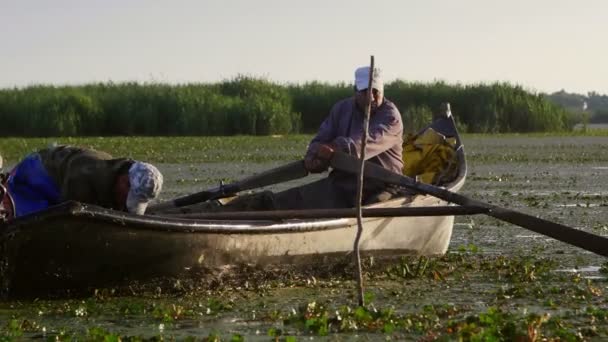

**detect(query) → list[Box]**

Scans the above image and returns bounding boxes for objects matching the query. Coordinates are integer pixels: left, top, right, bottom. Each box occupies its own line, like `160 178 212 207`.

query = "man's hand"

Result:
304 143 335 173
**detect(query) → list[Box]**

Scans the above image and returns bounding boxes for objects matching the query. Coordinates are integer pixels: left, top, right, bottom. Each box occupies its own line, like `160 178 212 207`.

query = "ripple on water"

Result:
555 266 606 279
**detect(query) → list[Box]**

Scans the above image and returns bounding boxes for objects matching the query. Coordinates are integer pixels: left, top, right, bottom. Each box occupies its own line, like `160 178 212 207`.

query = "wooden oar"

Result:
148 160 308 213
330 151 608 257
167 205 489 220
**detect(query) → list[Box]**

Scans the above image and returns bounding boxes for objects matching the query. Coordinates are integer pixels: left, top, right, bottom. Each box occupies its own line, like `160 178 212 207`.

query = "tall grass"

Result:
0 78 570 136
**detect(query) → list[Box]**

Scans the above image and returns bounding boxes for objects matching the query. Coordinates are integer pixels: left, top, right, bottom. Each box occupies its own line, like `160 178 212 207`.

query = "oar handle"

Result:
173 184 240 207
146 184 232 213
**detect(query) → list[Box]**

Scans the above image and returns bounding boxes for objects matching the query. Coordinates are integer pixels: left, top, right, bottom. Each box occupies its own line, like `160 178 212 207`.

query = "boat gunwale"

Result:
0 115 467 236
0 201 358 235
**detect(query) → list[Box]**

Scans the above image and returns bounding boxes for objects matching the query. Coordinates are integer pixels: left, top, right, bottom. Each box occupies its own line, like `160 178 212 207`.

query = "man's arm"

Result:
333 106 403 160
306 105 340 157
304 103 342 172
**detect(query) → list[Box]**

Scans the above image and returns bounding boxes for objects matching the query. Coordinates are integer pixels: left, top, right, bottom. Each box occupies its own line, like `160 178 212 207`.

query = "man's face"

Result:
355 88 384 113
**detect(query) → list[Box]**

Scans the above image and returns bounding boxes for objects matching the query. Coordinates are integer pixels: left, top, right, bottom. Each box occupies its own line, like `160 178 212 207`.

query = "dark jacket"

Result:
306 97 403 174
38 145 133 210
306 97 404 198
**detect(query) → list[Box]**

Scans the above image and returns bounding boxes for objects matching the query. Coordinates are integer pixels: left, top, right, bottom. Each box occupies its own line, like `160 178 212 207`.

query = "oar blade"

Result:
488 207 608 257
330 151 608 257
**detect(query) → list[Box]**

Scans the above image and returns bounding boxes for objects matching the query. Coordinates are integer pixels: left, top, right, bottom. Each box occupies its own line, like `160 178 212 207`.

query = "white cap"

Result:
126 162 163 215
354 66 383 92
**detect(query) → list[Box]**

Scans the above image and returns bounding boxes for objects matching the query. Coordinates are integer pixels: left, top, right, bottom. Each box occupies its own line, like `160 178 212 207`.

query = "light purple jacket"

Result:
306 97 404 175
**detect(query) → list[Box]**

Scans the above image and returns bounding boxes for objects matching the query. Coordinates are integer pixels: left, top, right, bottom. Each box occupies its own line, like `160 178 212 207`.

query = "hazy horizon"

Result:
2 0 607 95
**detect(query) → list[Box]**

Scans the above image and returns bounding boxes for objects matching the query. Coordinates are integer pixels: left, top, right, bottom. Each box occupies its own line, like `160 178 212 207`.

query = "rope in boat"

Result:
353 56 375 307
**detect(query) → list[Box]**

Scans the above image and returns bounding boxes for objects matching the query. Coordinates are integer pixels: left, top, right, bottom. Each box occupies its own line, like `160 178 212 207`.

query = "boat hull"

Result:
0 114 466 296
1 187 461 295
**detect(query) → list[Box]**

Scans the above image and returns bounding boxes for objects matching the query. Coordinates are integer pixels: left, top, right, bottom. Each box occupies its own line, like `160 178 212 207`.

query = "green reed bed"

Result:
0 78 572 137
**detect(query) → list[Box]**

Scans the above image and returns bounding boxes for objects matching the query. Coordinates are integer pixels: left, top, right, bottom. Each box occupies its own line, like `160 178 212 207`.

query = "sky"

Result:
1 0 607 95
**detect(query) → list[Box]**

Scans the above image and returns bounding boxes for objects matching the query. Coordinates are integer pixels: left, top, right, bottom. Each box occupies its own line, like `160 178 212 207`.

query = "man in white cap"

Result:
173 66 403 211
187 65 403 213
271 66 404 209
171 67 403 212
0 145 163 219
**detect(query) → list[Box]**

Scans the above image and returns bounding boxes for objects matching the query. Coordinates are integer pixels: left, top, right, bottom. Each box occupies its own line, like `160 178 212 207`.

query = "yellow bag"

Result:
403 128 458 185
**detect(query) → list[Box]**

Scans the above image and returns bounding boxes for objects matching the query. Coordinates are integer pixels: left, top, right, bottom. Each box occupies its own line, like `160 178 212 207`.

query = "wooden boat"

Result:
0 110 468 296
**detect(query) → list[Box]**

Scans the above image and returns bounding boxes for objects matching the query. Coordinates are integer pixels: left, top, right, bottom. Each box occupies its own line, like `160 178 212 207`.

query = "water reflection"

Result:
555 265 606 279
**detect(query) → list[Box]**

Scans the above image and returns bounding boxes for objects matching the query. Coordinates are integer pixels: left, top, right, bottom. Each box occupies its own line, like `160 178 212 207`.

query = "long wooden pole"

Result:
354 56 375 307
168 205 488 220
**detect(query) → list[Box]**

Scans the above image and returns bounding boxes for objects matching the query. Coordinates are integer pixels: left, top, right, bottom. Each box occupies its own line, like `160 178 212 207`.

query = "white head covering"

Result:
126 162 163 215
354 66 383 92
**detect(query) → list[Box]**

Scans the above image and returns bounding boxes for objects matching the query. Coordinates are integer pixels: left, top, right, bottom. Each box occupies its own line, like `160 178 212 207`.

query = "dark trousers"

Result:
272 174 401 210
216 174 401 212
